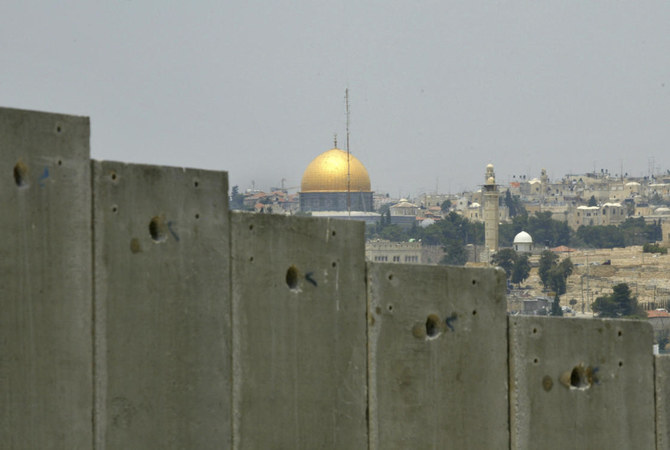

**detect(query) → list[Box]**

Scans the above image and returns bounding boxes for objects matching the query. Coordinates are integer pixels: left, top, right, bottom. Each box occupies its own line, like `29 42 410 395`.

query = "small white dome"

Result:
514 231 533 244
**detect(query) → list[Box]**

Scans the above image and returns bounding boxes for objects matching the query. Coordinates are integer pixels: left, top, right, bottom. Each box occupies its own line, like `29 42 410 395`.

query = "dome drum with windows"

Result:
299 148 373 212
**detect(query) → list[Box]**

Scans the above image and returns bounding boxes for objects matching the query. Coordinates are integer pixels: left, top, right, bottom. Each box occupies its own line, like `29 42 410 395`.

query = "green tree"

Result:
441 240 467 265
587 195 598 207
492 248 531 287
538 250 558 289
511 255 531 286
440 199 452 213
230 185 246 210
658 330 670 352
378 225 406 242
550 293 563 316
592 283 646 318
491 248 518 278
643 242 668 254
527 212 571 247
504 190 526 217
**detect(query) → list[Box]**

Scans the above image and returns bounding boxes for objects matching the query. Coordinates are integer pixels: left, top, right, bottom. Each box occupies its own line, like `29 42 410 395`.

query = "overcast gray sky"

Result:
2 1 669 197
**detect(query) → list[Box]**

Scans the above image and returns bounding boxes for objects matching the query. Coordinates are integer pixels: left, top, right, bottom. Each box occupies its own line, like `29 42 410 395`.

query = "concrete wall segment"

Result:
0 107 92 448
509 316 655 450
656 355 670 450
367 263 509 449
231 212 368 449
92 161 231 449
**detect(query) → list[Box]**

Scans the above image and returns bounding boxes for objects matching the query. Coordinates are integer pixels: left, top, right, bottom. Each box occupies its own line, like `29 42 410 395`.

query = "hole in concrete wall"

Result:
286 265 299 289
570 366 590 389
332 261 337 268
472 310 477 316
618 330 623 337
533 358 539 364
13 161 28 187
55 124 62 133
331 230 336 237
110 171 117 181
195 213 200 219
532 328 538 334
149 216 168 243
472 279 476 285
426 314 441 338
387 304 393 312
194 179 199 188
57 159 62 166
249 224 254 231
618 361 623 367
388 274 394 281
111 205 118 213
249 256 254 262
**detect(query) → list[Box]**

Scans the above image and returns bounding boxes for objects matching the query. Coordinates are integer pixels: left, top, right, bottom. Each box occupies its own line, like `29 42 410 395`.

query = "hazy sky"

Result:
2 1 670 197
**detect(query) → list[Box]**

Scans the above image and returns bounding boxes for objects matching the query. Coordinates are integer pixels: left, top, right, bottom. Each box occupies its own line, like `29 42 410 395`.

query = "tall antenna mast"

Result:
346 88 351 218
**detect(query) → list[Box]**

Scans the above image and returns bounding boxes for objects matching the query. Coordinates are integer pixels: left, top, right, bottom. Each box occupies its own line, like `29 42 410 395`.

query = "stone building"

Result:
389 199 418 229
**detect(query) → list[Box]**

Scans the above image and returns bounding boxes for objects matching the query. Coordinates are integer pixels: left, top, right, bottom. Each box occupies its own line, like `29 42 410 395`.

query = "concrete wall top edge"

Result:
91 159 229 179
0 105 90 121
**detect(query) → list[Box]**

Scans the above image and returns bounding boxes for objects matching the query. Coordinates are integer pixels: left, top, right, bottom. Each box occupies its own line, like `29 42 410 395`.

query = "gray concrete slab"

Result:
656 355 670 450
231 213 368 449
93 161 230 449
367 263 509 450
0 107 92 448
509 316 655 450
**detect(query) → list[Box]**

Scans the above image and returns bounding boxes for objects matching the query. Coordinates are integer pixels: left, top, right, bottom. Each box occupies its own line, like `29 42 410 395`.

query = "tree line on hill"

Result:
368 209 663 265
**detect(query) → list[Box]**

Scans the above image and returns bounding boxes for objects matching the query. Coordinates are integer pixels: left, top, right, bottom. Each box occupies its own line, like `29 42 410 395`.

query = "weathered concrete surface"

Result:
93 161 230 448
656 355 670 450
367 263 509 449
0 108 92 448
231 213 367 449
509 316 655 450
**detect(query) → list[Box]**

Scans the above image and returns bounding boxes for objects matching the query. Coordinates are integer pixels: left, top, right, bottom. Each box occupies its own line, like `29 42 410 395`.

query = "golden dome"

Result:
301 148 371 192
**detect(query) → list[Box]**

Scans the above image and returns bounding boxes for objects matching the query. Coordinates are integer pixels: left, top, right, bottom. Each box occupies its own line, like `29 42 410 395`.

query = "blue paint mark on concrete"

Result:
445 313 458 331
305 272 317 287
38 167 49 187
167 221 180 242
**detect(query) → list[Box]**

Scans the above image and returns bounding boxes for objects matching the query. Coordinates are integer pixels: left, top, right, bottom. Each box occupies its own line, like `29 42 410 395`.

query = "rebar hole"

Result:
426 314 441 338
286 265 299 290
570 366 590 389
14 161 28 187
149 216 167 243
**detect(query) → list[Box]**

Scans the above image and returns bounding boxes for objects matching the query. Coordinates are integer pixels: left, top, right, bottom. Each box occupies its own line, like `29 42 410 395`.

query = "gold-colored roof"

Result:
300 148 371 192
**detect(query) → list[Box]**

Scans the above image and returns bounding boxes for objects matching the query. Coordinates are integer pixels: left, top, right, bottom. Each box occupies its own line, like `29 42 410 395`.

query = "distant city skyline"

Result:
2 2 669 197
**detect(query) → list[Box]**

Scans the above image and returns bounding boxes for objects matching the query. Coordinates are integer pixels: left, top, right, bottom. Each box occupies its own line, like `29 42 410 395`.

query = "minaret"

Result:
483 164 499 262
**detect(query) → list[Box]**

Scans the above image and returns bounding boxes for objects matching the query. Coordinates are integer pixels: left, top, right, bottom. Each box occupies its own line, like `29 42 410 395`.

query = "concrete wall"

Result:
0 108 92 448
657 355 670 450
510 316 655 449
2 106 669 449
231 213 368 449
92 161 231 448
367 263 509 449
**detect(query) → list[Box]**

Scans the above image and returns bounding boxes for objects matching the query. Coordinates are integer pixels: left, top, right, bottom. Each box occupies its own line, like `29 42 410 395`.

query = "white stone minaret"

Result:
483 164 499 263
